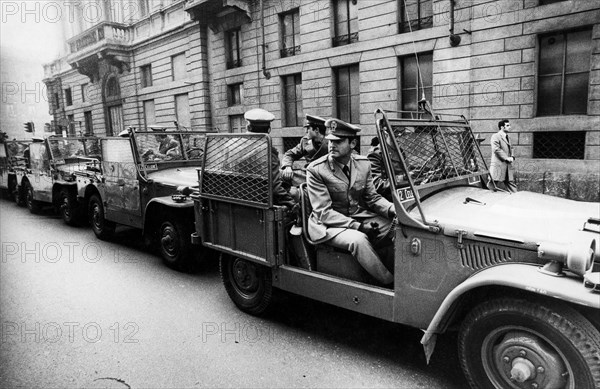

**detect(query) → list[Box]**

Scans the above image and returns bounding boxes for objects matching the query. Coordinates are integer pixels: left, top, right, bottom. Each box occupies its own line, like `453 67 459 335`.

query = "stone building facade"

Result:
43 0 600 201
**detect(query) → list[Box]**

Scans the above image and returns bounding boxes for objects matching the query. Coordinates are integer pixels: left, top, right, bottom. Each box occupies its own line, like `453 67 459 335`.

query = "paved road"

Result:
0 199 468 388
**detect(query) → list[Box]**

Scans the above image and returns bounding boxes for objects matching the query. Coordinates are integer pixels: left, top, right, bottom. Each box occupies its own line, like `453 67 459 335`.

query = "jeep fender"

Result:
142 196 194 235
420 263 599 362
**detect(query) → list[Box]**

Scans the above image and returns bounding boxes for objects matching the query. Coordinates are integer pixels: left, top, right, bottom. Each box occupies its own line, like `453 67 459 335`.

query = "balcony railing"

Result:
399 16 433 33
332 32 359 47
67 22 131 54
226 59 242 69
280 45 301 58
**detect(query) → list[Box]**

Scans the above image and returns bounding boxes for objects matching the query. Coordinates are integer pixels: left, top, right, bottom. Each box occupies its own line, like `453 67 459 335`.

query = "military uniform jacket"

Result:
489 131 515 181
281 136 328 169
306 153 393 243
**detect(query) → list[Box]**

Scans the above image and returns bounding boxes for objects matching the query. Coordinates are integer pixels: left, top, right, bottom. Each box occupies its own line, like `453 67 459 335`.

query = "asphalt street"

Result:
0 198 468 388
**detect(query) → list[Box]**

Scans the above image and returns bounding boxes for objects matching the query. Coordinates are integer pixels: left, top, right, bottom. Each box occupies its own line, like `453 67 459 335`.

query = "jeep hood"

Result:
146 167 200 187
411 187 600 246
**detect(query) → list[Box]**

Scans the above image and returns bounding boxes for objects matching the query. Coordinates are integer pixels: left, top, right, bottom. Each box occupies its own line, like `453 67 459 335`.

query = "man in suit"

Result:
489 119 517 193
306 119 395 285
281 114 328 187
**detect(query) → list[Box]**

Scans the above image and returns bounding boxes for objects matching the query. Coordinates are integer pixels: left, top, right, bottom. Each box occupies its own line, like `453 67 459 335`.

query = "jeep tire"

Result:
458 298 600 389
158 217 196 272
220 255 272 315
58 188 81 226
89 194 115 240
25 181 42 214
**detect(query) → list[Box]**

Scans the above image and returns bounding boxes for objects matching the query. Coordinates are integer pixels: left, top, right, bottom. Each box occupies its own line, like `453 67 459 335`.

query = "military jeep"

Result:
15 136 101 225
192 110 600 388
82 128 213 271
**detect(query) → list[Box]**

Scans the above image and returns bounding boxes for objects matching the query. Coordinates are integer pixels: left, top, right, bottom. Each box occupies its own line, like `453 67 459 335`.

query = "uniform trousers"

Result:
327 214 394 284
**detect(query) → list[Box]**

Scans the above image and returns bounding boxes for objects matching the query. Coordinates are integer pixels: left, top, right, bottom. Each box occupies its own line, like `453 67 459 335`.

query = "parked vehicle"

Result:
0 133 30 201
82 128 213 271
192 111 600 389
14 135 101 225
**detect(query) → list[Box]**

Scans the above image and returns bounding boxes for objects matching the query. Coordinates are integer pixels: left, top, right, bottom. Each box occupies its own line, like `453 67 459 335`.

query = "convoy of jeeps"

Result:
3 109 600 389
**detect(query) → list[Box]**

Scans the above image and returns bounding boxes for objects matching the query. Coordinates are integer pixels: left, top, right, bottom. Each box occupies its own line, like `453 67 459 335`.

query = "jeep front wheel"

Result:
220 255 272 315
158 218 196 272
25 181 42 214
58 188 81 226
458 298 600 389
89 194 115 240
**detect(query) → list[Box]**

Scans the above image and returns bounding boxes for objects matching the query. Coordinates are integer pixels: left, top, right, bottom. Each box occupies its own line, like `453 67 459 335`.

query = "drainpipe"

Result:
260 0 271 79
449 0 461 47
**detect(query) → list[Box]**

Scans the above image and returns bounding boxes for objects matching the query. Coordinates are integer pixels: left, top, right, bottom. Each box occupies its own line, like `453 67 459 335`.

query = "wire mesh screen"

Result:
201 135 271 207
533 131 585 159
390 123 486 187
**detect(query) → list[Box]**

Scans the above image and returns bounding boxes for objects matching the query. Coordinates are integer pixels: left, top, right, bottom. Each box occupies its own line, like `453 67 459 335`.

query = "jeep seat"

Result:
299 183 377 284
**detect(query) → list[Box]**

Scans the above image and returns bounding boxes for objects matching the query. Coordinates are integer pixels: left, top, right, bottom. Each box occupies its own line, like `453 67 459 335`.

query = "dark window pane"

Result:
533 131 585 159
537 75 562 116
563 73 589 114
539 0 566 4
539 34 564 75
566 29 592 73
350 95 360 123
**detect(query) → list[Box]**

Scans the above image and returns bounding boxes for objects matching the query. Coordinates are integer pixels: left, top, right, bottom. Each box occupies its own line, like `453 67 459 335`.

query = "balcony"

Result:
66 22 132 80
332 32 359 47
280 45 301 58
185 0 250 32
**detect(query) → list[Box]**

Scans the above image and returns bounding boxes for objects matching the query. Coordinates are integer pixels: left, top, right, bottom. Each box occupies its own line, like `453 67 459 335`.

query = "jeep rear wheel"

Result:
25 181 42 214
58 188 81 226
89 194 115 240
458 298 600 389
220 255 272 315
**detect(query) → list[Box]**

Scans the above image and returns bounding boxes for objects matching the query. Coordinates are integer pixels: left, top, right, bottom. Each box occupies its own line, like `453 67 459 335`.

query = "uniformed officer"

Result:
142 125 181 161
281 114 328 186
244 108 295 209
306 119 396 285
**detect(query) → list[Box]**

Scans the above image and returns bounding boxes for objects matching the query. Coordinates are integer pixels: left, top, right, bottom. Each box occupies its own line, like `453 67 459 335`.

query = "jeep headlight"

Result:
538 237 595 276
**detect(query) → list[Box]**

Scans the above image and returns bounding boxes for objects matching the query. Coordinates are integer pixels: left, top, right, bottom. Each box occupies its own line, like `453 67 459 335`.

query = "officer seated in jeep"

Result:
306 119 396 285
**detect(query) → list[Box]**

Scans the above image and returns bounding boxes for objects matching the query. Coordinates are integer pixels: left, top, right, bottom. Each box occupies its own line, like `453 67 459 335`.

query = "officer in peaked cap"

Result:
281 114 329 187
306 118 396 286
324 118 361 140
239 108 295 209
244 108 275 133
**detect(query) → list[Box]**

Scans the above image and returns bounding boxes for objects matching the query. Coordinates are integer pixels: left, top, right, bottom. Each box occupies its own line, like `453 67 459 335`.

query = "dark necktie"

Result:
342 165 350 181
505 134 512 155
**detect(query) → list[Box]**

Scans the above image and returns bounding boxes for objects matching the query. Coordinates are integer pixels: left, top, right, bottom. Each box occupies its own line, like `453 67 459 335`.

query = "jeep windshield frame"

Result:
46 137 101 164
130 130 208 179
375 108 489 228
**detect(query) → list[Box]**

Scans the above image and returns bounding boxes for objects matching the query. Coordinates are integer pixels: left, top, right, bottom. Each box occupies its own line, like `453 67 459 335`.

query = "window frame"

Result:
171 53 186 82
227 83 243 106
334 64 360 124
332 0 359 47
398 52 433 114
536 28 592 116
225 28 242 69
229 114 245 133
65 87 73 106
140 64 153 88
282 73 303 127
280 8 301 58
398 0 433 34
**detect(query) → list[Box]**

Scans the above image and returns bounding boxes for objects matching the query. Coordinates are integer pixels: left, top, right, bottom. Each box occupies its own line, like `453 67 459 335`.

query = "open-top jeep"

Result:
0 133 30 201
83 129 212 271
193 110 600 388
15 136 101 224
